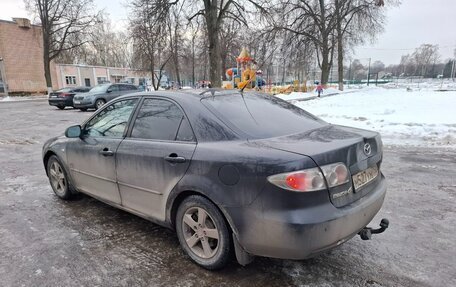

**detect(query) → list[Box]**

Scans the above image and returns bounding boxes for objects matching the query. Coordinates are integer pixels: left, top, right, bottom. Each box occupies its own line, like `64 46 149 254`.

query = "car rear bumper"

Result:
49 98 73 106
226 175 387 260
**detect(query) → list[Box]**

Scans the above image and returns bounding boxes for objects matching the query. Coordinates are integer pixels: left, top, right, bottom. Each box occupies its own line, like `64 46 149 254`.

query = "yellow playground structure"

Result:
222 48 265 90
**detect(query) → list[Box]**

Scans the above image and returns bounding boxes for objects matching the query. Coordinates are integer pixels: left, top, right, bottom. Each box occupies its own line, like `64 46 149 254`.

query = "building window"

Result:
97 77 107 84
65 76 76 85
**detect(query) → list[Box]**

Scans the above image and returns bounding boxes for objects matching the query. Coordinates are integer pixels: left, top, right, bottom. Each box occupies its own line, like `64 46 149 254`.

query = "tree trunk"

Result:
320 44 331 85
42 34 53 93
205 2 221 87
191 36 195 86
336 0 344 91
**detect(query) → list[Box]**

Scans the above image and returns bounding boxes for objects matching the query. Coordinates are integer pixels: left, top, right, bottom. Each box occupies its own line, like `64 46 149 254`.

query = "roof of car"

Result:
117 88 242 101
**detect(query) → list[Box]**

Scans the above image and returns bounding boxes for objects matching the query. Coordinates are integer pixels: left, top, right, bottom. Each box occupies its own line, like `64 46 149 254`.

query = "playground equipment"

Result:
223 48 265 90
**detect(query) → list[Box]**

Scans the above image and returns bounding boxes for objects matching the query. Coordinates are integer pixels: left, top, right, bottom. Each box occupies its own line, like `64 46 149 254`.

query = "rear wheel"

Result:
79 108 87 112
57 105 65 110
46 155 73 200
95 99 105 110
176 195 231 270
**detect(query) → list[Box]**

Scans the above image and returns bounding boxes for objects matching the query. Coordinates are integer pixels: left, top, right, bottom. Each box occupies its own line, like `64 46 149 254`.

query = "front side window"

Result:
108 85 119 92
131 98 194 141
84 99 138 138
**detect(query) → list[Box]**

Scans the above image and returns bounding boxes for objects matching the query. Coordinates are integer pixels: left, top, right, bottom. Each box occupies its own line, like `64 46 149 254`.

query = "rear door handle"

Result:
165 153 186 163
99 148 114 156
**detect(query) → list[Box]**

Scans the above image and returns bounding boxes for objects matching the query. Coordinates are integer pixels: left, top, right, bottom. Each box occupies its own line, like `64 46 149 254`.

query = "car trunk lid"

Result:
253 124 383 207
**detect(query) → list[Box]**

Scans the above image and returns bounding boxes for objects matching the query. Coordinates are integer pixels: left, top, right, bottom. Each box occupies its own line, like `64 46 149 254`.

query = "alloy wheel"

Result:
49 161 67 195
182 207 220 259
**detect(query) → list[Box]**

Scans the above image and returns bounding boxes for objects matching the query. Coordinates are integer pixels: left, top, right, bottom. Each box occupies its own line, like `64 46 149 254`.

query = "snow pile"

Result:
1 96 12 101
296 87 456 147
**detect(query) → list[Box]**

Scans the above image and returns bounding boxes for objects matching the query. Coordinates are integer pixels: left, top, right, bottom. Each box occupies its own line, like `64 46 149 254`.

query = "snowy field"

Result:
294 87 456 148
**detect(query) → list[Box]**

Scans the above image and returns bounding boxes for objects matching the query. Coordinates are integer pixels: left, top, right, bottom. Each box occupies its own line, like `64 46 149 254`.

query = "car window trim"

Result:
125 95 197 144
80 96 141 139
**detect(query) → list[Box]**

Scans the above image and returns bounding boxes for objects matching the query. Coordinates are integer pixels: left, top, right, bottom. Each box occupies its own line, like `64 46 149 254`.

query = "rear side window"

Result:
120 85 130 91
201 93 325 139
131 98 194 141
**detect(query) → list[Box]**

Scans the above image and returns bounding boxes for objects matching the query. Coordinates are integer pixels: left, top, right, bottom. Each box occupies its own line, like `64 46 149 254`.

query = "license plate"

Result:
50 95 57 98
352 166 379 190
74 101 81 104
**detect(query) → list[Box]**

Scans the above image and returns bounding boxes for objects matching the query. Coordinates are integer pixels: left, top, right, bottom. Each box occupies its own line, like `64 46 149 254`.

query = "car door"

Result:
106 84 120 101
116 97 197 220
66 98 139 204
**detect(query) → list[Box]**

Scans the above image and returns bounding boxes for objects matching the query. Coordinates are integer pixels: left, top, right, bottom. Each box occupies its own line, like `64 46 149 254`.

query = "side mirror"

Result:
65 125 82 138
106 88 112 93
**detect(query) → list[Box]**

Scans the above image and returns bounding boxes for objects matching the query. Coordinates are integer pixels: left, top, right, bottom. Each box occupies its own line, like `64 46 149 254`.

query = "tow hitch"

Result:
358 218 389 240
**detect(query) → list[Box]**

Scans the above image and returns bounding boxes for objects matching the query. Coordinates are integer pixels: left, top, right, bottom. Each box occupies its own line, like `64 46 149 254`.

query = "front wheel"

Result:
79 108 87 112
46 155 73 200
176 195 232 270
95 99 106 110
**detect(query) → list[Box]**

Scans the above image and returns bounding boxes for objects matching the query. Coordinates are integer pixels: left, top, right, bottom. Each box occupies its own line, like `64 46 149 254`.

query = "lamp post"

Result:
0 57 9 98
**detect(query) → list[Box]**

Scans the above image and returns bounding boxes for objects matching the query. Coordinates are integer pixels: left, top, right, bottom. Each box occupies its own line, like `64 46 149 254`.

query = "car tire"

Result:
95 99 106 110
176 195 231 270
79 108 87 112
46 155 74 200
57 105 65 110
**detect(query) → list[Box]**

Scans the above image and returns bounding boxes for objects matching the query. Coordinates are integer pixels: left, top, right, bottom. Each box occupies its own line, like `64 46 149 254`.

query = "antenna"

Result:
239 77 254 93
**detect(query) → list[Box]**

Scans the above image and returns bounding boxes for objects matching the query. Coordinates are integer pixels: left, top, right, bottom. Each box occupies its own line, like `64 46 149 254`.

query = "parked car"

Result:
43 90 387 270
73 83 138 111
48 87 91 109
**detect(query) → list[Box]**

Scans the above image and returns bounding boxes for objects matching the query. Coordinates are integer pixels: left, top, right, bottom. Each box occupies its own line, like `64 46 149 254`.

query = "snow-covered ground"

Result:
294 87 456 148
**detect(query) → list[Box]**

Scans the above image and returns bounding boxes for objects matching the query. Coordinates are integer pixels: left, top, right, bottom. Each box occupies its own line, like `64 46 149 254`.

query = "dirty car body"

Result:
43 90 387 268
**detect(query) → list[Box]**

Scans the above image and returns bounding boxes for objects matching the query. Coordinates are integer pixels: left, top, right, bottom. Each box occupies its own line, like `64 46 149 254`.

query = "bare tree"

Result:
334 0 387 90
57 14 133 68
129 0 173 90
26 0 100 92
185 0 266 87
412 44 440 77
273 0 391 86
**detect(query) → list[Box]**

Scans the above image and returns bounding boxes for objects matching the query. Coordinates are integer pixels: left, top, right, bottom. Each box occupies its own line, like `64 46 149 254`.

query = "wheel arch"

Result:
43 150 57 176
167 189 239 236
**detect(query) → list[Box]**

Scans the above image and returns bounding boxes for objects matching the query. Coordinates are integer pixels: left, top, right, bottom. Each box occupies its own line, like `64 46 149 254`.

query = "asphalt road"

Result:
0 100 455 287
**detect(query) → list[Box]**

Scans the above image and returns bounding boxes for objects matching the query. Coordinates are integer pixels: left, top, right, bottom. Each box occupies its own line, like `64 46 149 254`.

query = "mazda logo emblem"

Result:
363 143 372 156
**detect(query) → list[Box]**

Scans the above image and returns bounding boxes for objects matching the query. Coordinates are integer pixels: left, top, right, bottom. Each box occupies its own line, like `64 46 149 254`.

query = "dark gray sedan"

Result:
42 90 387 269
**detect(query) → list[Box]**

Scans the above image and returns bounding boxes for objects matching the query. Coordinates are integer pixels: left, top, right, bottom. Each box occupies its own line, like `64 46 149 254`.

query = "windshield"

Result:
89 84 109 93
201 93 326 139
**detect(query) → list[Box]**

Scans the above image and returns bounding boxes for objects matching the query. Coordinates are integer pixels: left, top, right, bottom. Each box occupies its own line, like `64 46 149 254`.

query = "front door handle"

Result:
99 148 114 156
165 153 186 163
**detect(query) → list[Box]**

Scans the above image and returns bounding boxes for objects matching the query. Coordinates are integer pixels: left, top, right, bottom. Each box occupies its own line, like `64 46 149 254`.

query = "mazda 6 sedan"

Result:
42 90 387 269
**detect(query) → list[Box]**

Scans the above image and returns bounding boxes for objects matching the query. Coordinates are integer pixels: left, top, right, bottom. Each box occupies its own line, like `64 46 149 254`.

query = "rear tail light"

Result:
267 162 349 192
61 93 71 97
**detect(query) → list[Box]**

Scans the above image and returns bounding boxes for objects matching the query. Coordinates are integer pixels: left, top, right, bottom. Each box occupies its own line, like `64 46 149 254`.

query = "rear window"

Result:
201 93 325 139
56 88 72 92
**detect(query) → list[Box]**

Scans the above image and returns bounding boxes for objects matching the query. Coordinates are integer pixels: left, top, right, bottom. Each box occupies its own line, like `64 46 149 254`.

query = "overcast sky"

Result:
1 0 455 65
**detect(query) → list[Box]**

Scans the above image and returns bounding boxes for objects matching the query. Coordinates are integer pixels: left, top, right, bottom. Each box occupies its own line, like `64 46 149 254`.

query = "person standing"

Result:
316 81 324 97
